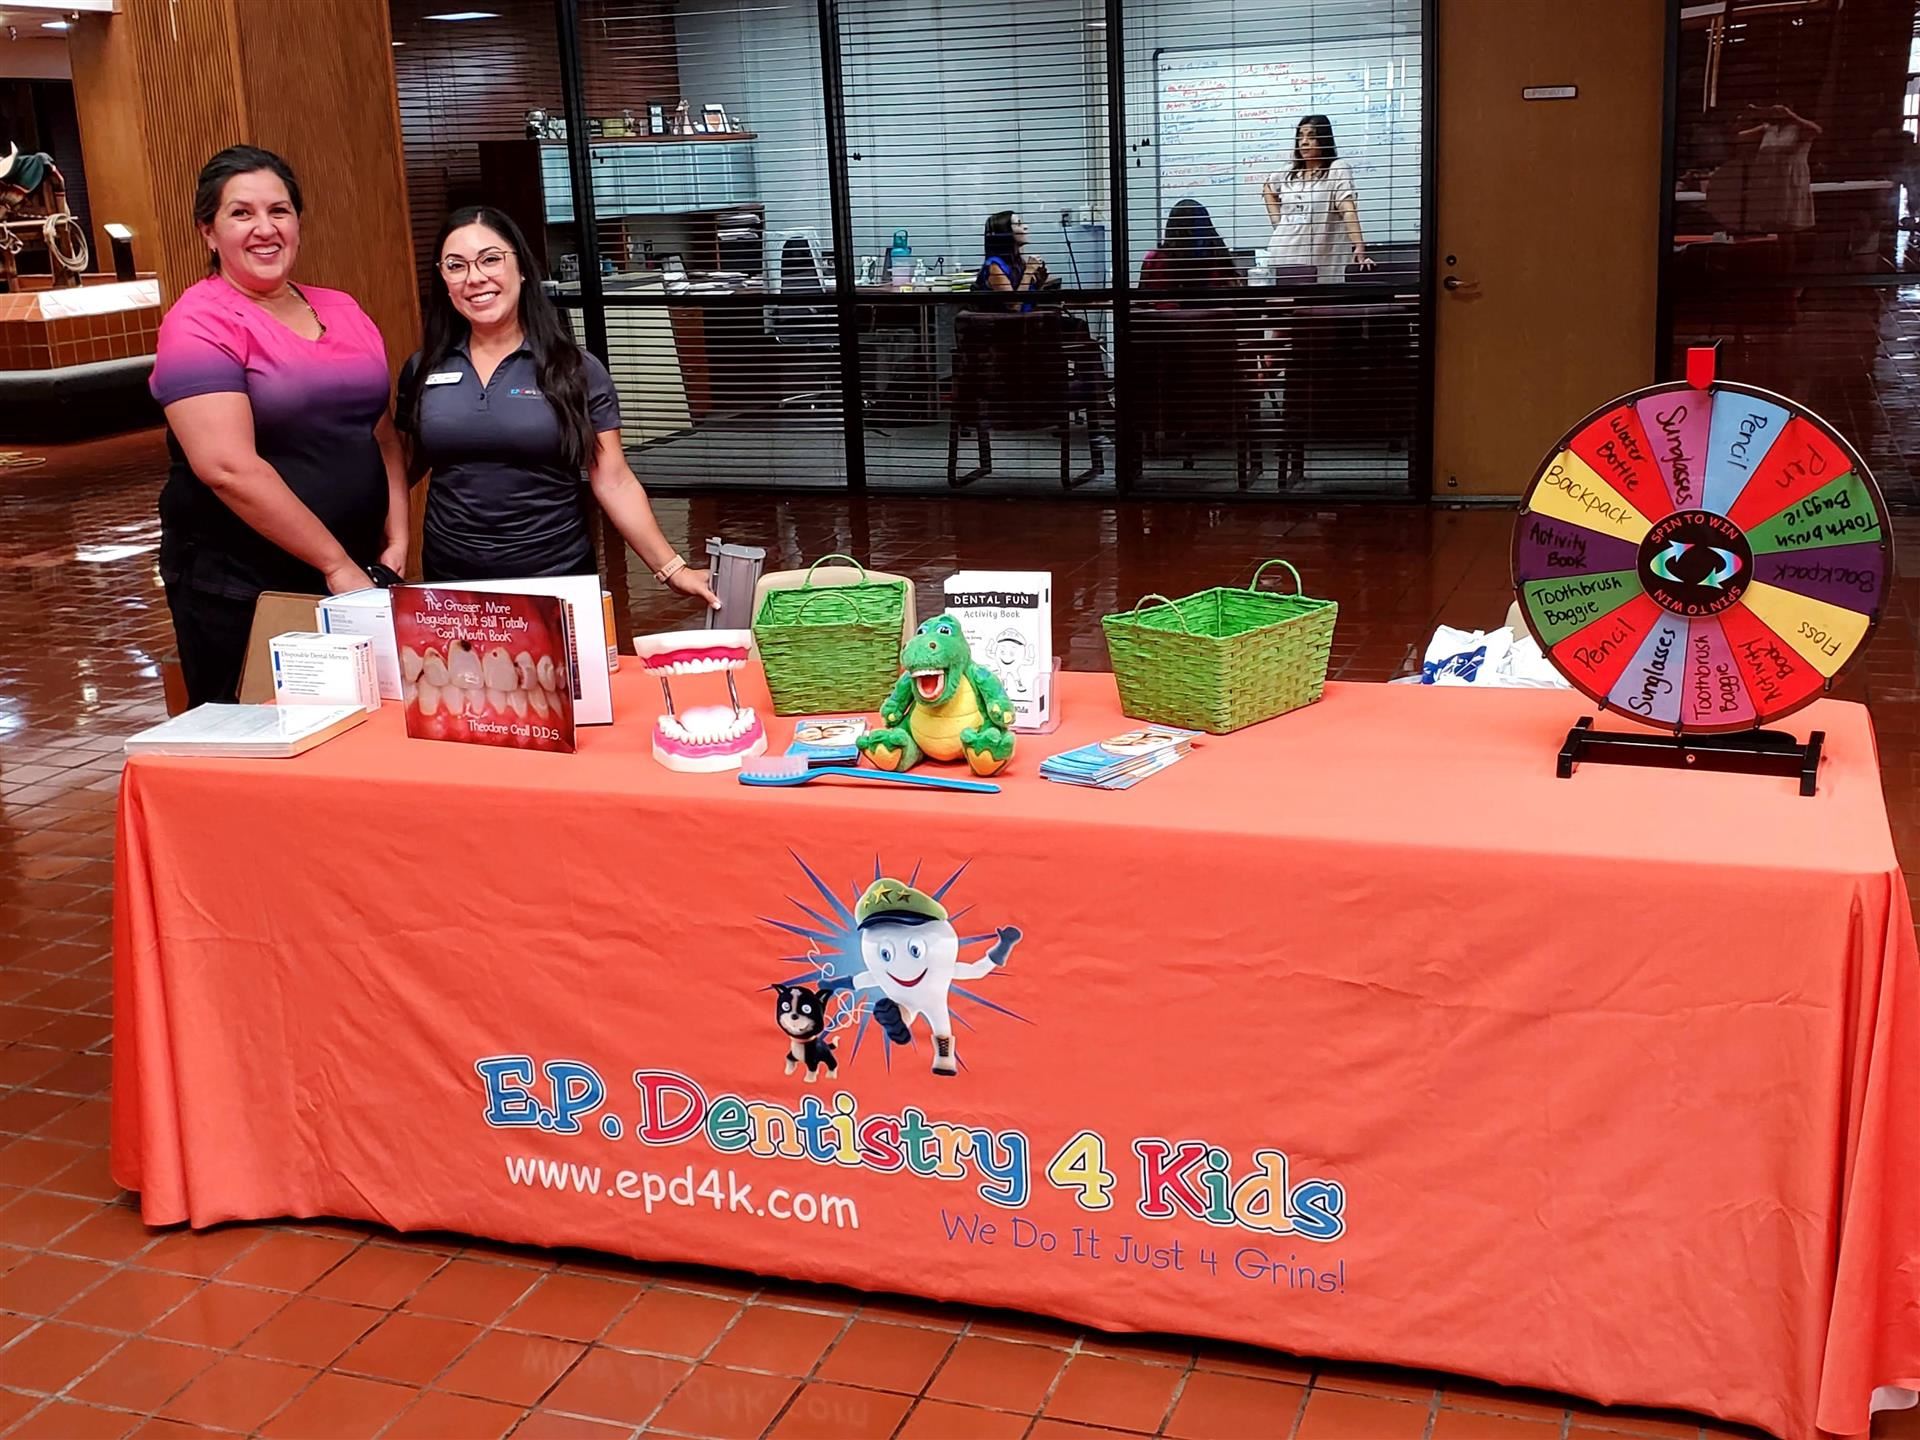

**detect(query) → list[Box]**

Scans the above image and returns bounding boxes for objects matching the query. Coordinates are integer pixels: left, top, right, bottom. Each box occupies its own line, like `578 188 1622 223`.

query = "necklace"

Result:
223 273 326 339
288 284 327 338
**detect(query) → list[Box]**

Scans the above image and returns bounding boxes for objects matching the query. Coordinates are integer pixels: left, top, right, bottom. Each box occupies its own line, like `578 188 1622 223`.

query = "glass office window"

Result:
839 0 1118 491
392 0 574 292
1666 0 1920 508
571 0 846 491
390 0 1431 499
1122 0 1423 495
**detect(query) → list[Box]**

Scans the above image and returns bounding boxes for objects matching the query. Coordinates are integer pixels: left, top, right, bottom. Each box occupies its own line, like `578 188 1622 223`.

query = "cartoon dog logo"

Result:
772 983 838 1083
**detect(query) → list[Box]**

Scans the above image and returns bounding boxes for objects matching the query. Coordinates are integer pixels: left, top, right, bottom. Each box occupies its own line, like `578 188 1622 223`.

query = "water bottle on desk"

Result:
888 230 913 286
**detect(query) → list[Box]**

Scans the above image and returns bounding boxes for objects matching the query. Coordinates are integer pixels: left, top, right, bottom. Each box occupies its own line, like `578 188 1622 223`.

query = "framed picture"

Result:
648 103 667 136
702 104 729 134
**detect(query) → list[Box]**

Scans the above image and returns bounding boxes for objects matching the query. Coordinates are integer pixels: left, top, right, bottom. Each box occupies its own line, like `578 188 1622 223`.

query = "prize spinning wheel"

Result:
1513 365 1892 735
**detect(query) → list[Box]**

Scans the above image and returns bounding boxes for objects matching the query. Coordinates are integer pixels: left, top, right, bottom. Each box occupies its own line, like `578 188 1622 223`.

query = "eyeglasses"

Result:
441 248 510 280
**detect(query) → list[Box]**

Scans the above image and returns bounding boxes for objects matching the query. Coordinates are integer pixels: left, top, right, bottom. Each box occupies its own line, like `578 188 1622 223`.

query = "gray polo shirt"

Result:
400 341 621 581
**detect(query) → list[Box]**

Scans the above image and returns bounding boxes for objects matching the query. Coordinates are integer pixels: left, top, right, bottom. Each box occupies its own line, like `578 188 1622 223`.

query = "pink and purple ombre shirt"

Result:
150 276 392 598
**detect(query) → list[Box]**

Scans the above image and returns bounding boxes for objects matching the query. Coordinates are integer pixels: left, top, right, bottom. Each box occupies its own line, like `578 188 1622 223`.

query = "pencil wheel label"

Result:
1511 379 1892 734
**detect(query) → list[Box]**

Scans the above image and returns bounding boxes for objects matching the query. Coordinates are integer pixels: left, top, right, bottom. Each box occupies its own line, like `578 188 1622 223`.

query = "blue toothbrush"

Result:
738 755 999 793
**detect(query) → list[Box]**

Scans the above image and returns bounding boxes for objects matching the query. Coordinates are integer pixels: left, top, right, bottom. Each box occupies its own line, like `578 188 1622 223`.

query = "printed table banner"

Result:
113 672 1920 1439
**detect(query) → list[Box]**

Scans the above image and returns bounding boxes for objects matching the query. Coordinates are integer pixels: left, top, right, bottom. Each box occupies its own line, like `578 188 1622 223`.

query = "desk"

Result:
113 673 1920 1438
856 286 966 423
1249 294 1420 479
1674 179 1895 205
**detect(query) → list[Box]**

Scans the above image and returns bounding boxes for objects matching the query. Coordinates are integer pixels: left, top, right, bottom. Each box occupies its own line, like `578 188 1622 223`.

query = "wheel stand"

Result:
1556 716 1825 796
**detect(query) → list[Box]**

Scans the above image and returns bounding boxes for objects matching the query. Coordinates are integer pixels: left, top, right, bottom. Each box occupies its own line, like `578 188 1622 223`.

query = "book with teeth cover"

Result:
391 587 577 753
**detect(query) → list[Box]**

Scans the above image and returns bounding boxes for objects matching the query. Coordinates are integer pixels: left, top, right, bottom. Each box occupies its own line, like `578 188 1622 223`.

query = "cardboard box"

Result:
318 588 403 699
942 571 1053 730
269 632 380 713
238 592 322 704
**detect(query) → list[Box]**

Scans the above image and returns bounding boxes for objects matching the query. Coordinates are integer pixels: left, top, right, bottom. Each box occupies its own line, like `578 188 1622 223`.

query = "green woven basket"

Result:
1102 560 1338 734
753 555 908 716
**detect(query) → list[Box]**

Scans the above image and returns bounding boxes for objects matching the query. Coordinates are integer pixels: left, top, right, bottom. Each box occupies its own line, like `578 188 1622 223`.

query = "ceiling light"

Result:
423 10 499 18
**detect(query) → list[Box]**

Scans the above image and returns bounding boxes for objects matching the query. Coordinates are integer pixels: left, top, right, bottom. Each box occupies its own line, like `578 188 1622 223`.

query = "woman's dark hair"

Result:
194 145 303 274
405 205 594 470
1160 198 1230 272
983 210 1021 267
1291 114 1338 172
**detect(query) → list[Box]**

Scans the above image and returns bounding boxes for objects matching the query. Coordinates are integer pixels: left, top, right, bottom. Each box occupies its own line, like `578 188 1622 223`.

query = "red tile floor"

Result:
2 431 1919 1440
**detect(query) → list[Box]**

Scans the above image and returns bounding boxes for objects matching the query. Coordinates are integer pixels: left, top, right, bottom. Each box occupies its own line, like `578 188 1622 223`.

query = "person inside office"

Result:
1261 114 1373 283
399 205 718 604
974 210 1112 461
1141 199 1242 295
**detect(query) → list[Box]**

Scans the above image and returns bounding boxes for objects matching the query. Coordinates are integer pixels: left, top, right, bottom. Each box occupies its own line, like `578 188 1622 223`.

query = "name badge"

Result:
423 371 464 387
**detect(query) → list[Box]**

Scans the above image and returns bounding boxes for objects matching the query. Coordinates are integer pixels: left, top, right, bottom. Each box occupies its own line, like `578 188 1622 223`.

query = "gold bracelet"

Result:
654 555 687 585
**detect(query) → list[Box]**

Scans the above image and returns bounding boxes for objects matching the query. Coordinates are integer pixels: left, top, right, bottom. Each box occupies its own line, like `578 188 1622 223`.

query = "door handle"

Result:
1443 276 1482 297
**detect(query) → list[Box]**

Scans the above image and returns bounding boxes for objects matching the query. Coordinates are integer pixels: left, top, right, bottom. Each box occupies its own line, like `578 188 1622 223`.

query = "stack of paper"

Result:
1040 726 1198 790
123 704 369 759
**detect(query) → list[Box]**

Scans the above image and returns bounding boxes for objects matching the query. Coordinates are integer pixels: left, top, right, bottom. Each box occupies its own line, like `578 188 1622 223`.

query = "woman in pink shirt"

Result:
150 145 408 705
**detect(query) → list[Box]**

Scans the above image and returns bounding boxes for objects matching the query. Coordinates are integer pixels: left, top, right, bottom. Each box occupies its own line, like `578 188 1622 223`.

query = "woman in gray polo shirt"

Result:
398 206 717 605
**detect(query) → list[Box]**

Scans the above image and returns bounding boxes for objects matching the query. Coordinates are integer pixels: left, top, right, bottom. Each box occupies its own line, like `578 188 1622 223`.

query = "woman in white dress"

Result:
1736 103 1820 234
1261 115 1373 283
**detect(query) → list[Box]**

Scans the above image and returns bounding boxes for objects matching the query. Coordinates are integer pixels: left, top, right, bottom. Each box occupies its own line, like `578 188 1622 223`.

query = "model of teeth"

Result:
634 629 766 772
632 629 753 677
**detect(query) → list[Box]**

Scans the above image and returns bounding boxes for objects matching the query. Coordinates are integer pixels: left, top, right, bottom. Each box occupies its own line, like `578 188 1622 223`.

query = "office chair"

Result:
948 309 1089 489
1131 307 1255 487
768 234 838 417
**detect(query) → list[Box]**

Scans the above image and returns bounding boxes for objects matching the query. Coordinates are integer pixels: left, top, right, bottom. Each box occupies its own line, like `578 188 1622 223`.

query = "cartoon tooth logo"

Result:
854 879 1019 1078
764 857 1025 1080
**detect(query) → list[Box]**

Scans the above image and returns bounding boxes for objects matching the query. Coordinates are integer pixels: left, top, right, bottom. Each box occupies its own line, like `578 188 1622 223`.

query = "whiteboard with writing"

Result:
1154 37 1422 254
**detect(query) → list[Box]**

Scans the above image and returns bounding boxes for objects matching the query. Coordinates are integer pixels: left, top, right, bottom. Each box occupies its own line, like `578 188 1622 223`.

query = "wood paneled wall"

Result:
67 11 163 286
68 0 419 371
232 0 419 372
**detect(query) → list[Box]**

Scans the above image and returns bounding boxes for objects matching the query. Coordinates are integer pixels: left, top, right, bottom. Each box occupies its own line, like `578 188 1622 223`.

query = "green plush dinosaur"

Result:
857 615 1016 778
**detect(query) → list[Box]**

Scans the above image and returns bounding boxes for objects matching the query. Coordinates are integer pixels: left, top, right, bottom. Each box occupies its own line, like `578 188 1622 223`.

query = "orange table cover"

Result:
112 671 1920 1439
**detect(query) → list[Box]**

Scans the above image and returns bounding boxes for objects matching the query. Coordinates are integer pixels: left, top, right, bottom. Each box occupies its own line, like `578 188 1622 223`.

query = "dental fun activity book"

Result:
391 586 577 753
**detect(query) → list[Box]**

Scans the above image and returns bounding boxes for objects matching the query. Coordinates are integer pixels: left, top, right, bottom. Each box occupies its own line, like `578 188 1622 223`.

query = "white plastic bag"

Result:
1417 624 1570 690
1420 626 1511 686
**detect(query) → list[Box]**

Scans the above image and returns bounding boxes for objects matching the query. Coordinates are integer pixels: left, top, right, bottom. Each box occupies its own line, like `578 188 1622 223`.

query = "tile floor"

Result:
1 430 1918 1439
